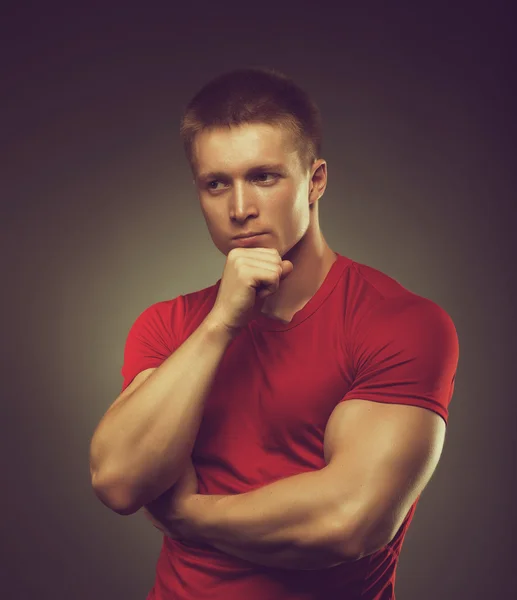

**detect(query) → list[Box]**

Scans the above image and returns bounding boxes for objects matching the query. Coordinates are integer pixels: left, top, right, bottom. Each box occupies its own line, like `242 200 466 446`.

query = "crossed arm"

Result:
145 399 446 570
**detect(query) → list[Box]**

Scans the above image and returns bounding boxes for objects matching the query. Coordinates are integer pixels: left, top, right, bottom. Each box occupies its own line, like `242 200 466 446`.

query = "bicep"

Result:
106 367 157 417
324 399 446 552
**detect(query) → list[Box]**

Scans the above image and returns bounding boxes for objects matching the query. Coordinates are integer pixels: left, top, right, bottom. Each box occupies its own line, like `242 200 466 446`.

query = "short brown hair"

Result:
180 66 323 178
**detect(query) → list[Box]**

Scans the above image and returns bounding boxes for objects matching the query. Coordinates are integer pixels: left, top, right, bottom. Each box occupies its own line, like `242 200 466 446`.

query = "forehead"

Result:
193 123 299 179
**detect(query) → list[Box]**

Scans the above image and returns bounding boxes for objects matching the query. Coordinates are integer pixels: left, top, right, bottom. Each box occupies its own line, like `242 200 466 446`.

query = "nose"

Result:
229 181 258 222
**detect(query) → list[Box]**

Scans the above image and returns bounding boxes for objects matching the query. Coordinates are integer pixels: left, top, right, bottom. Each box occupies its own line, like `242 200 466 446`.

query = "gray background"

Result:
2 2 515 599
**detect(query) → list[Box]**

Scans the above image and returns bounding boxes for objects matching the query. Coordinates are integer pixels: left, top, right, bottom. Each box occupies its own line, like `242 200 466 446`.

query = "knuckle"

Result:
233 255 245 269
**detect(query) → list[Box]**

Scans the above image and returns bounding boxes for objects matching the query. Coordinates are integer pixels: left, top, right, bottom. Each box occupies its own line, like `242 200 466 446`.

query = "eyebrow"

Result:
197 163 287 182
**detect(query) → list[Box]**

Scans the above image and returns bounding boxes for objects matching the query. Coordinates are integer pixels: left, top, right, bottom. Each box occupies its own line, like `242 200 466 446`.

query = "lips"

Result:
232 233 269 245
233 232 265 239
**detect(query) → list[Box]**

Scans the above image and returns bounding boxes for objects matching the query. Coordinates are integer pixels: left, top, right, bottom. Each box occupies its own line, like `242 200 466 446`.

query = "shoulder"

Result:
135 278 221 342
343 258 458 357
347 259 421 305
131 278 220 329
182 279 221 312
128 297 183 333
345 258 455 325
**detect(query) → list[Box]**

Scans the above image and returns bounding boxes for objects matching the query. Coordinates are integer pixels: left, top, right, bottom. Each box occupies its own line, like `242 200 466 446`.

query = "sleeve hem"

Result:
121 360 165 392
339 394 448 425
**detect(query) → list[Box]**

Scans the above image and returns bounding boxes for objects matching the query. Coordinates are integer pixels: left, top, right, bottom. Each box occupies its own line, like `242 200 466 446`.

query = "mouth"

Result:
232 233 268 245
233 232 267 240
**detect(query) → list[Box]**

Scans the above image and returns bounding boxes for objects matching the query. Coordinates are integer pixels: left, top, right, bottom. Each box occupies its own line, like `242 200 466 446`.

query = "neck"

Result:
260 223 337 322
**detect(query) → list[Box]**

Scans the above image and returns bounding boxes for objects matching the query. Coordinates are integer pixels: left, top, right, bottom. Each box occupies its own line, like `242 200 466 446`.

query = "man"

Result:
89 67 459 599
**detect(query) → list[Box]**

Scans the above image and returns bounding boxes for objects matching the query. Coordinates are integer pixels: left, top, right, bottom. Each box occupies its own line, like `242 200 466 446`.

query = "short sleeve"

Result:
342 297 459 425
120 297 185 393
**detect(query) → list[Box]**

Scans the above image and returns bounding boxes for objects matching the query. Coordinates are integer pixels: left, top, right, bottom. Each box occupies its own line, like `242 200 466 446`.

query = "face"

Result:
192 122 326 257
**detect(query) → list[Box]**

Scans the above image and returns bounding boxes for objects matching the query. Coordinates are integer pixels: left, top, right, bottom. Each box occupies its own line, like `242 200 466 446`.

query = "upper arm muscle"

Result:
105 368 157 417
90 368 157 478
323 399 446 555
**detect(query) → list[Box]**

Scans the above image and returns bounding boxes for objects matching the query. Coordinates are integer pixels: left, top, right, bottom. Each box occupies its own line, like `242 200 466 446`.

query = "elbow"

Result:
91 470 142 516
315 517 387 564
332 528 393 563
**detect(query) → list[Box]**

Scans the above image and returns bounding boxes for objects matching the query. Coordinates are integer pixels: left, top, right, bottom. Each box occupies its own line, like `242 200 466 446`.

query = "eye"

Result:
253 173 278 183
207 180 225 190
205 173 279 191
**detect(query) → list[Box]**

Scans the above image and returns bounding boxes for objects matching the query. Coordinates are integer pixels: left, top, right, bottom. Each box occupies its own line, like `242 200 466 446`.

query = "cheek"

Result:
288 194 311 235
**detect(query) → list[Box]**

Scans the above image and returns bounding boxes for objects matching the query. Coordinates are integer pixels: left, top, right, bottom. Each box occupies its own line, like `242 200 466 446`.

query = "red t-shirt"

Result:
121 252 459 600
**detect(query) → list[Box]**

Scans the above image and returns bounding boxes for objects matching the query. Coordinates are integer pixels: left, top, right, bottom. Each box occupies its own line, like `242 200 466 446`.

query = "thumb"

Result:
279 260 294 279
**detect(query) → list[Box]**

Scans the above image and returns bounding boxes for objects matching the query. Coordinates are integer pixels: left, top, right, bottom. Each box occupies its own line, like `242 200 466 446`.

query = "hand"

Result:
142 458 199 542
209 247 294 334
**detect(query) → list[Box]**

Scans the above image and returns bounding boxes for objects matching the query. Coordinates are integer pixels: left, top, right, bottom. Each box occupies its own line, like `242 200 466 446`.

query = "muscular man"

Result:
89 67 459 600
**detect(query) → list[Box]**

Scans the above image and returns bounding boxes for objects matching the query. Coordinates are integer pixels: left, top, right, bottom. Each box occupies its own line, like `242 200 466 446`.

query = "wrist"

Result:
202 314 239 344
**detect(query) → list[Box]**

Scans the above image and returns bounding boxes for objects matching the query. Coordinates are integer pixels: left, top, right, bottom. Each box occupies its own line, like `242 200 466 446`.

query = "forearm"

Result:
206 537 348 570
185 467 356 569
91 315 234 514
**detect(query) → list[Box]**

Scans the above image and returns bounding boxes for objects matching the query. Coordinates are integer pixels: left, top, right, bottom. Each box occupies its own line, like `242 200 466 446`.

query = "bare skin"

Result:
192 122 337 324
